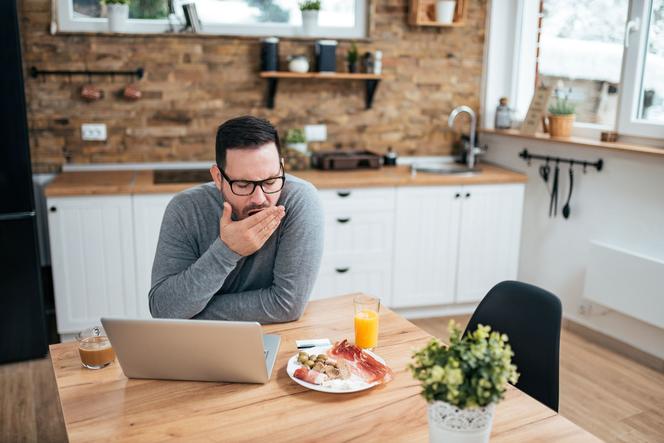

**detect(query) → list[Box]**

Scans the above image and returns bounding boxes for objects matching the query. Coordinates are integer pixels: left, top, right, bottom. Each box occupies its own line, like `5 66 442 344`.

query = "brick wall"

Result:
20 0 487 173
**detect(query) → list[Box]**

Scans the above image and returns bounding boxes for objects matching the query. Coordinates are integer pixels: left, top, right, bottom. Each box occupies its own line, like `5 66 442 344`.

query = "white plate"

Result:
286 345 387 394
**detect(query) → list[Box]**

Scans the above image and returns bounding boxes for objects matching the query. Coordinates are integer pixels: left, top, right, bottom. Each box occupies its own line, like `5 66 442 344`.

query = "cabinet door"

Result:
392 186 462 308
455 184 525 303
47 196 136 334
132 194 174 319
311 257 392 303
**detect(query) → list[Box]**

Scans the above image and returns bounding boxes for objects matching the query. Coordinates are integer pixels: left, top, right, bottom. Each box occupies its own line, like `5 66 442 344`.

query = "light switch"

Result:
81 123 107 141
304 124 327 142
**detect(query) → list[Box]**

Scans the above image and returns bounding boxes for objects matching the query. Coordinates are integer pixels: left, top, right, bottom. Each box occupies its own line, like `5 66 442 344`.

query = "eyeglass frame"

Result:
216 160 286 196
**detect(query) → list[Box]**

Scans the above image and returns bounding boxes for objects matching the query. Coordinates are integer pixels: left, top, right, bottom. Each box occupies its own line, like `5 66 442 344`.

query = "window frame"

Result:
55 0 369 39
482 0 664 140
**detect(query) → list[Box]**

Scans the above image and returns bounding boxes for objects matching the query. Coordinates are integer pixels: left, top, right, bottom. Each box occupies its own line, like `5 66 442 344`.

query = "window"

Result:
57 0 368 38
483 0 664 140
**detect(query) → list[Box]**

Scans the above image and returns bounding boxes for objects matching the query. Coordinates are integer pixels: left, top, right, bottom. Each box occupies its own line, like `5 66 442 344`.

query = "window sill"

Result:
51 30 373 42
480 128 664 157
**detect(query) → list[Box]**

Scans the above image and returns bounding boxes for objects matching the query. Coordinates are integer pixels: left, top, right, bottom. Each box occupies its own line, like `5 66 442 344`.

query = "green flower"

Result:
409 321 520 409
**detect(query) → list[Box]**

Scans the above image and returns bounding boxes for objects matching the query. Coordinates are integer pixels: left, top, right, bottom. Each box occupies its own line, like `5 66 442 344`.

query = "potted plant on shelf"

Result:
347 42 359 73
284 128 310 170
409 321 519 443
547 89 576 138
103 0 131 33
285 128 307 154
299 0 321 36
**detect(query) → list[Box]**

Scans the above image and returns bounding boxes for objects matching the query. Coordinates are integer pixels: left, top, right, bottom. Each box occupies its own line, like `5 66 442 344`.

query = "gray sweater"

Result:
148 174 324 323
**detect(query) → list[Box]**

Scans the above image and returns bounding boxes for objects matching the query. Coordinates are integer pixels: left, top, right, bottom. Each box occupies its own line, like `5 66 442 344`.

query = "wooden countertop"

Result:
45 164 527 197
49 294 599 442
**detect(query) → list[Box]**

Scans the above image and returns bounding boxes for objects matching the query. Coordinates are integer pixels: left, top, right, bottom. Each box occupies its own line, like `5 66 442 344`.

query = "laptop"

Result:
100 317 280 384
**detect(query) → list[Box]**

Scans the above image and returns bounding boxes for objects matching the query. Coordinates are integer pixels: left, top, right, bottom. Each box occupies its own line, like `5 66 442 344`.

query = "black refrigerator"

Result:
0 0 48 363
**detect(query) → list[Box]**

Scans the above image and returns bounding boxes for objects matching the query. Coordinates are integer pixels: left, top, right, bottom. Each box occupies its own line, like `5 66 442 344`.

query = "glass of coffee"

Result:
76 326 115 369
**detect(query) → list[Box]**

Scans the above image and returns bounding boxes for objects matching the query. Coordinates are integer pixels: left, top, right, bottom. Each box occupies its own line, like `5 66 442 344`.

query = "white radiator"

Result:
583 241 664 329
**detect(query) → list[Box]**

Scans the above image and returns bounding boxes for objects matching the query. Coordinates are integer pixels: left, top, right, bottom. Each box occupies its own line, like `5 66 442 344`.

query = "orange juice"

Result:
354 309 379 349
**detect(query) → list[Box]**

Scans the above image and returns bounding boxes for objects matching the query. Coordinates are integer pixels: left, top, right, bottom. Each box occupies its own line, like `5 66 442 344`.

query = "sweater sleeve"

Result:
193 183 324 323
148 196 242 319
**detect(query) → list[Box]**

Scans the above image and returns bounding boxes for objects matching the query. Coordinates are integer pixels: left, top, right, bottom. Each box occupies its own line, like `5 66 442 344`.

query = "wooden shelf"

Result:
259 71 383 109
260 72 383 80
409 0 467 27
481 128 664 157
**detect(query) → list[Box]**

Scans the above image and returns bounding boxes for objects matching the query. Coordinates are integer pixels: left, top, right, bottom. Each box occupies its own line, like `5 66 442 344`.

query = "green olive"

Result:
298 355 308 364
306 360 315 368
316 354 328 361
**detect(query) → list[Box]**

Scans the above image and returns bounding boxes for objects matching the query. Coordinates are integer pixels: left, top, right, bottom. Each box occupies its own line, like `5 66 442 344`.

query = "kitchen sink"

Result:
410 162 480 175
153 169 212 184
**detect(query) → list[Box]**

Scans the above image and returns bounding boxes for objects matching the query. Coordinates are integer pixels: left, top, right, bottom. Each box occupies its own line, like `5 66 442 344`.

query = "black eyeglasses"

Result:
217 165 285 196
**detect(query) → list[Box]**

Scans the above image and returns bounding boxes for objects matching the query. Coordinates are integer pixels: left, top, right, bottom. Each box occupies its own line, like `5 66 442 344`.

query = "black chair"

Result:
464 280 562 411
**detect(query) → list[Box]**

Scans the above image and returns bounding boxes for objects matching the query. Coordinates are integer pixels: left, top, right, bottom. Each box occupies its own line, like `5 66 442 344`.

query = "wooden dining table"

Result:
49 294 600 442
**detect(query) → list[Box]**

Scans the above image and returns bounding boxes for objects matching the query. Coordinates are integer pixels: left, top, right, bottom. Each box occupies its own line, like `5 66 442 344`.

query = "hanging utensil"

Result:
549 160 559 217
562 164 574 219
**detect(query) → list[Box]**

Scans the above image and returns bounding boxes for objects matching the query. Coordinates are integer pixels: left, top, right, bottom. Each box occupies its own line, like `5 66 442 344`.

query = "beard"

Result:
220 189 270 220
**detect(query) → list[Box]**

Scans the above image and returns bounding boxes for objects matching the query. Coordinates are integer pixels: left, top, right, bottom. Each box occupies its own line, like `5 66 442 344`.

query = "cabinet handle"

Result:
49 206 57 212
465 192 471 198
335 267 350 274
337 191 351 198
454 193 461 199
336 217 351 224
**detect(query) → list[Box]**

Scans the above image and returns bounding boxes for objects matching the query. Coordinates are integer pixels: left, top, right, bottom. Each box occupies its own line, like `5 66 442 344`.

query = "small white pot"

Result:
301 10 319 36
288 56 310 73
427 400 495 443
287 142 308 154
435 0 457 24
107 3 129 33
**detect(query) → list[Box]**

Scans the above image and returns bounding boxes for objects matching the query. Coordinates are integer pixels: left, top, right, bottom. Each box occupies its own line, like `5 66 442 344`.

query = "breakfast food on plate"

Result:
292 341 392 387
330 339 393 384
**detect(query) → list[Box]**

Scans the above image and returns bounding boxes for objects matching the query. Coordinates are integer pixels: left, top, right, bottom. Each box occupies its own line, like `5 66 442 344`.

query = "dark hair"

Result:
215 115 281 168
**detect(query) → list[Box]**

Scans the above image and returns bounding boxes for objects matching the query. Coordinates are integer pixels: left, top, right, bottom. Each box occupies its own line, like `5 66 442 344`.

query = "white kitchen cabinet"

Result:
455 184 524 302
314 188 396 303
392 183 524 308
47 195 137 334
392 186 462 307
132 193 174 318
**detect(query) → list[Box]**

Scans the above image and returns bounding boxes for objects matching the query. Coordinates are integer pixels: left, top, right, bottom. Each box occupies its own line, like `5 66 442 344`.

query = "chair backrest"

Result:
465 280 562 411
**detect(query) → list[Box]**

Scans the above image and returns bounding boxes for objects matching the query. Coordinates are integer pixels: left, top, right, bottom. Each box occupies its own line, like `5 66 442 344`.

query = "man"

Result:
149 116 324 323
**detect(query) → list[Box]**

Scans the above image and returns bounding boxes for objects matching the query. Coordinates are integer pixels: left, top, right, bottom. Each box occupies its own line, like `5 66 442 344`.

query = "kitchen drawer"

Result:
318 188 396 213
323 210 394 256
311 255 393 304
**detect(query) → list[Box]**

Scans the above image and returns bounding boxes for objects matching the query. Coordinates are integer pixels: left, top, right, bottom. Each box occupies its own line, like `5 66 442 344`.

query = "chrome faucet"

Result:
448 106 484 169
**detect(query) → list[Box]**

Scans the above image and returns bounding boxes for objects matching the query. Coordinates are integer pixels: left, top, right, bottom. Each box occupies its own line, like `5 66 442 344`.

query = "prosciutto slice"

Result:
329 340 393 384
293 367 327 385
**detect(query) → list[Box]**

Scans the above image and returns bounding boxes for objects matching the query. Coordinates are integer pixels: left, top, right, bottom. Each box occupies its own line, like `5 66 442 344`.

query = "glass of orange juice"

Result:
354 295 380 350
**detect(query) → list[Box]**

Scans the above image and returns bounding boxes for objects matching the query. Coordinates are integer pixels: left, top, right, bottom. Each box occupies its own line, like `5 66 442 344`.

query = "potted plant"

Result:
347 42 359 73
285 128 307 154
103 0 131 33
547 89 576 138
409 321 519 443
299 0 321 36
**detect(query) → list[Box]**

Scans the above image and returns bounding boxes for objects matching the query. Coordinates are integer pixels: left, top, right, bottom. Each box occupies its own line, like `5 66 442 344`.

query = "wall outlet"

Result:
304 124 327 142
81 123 107 141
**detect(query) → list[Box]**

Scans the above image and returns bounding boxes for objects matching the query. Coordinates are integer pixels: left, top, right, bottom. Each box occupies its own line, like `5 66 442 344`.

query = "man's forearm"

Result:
149 238 241 319
193 285 307 324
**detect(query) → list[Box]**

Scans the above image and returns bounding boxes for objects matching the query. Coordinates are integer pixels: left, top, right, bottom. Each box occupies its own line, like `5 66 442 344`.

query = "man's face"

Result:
210 142 282 220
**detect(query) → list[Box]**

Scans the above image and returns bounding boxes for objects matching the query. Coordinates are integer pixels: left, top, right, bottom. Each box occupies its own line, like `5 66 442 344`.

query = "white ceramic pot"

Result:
301 10 319 36
288 56 310 73
287 143 308 154
427 401 495 443
435 0 457 24
107 3 129 33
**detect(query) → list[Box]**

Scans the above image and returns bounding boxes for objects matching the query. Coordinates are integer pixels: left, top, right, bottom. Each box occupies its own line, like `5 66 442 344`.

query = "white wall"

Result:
483 134 664 359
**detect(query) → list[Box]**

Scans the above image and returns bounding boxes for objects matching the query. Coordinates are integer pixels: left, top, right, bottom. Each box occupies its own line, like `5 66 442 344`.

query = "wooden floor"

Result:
411 316 664 443
1 317 663 443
